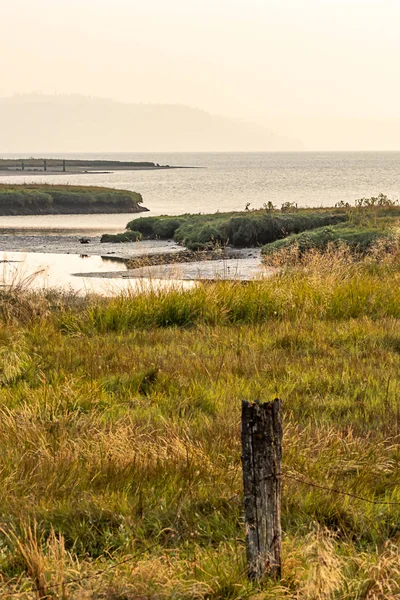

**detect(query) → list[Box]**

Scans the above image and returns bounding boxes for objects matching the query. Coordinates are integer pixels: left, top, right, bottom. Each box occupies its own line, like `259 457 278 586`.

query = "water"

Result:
1 151 399 292
0 251 191 294
1 151 400 232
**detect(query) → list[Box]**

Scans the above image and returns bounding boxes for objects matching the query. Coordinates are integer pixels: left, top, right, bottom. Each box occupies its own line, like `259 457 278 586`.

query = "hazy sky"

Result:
1 0 400 120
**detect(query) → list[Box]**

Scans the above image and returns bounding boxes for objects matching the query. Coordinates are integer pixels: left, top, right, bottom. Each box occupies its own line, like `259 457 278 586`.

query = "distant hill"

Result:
0 95 303 153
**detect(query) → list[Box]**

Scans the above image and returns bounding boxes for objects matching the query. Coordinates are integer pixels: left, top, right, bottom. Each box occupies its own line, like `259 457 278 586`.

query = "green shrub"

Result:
174 222 228 249
100 231 142 243
127 216 186 238
152 218 185 238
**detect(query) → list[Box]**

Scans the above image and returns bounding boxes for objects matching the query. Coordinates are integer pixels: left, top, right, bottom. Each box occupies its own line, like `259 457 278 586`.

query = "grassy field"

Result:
0 184 145 215
1 241 400 598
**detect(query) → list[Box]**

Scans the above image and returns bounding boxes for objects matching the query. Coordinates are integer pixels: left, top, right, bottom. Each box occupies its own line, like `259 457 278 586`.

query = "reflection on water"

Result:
0 251 191 295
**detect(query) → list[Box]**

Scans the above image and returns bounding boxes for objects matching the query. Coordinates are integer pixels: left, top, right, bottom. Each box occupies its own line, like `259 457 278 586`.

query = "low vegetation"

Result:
261 199 400 258
262 223 393 257
127 210 348 250
100 230 142 243
1 241 400 597
0 184 145 215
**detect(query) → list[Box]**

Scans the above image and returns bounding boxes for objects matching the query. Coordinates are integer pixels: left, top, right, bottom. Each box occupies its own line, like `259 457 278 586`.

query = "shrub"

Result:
355 193 399 208
127 216 186 238
100 231 142 243
174 222 228 250
153 218 185 239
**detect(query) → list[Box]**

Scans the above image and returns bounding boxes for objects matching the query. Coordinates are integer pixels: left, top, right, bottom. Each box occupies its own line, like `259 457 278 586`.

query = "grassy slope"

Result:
262 223 390 256
1 247 400 597
0 184 144 215
262 207 400 256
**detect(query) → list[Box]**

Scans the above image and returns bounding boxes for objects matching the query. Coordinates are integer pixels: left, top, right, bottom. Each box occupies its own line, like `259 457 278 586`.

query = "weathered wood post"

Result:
241 399 282 581
44 159 47 172
63 159 66 172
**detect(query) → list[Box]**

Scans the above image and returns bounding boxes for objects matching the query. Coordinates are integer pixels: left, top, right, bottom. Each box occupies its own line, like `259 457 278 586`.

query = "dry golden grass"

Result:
0 245 399 598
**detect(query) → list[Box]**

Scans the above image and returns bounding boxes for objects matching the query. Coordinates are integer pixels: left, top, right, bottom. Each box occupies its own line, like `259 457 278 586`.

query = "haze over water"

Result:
1 152 400 232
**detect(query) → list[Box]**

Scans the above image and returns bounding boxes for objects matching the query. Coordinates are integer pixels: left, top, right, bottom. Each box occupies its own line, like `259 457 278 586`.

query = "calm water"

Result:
0 251 191 294
1 151 400 232
1 151 399 292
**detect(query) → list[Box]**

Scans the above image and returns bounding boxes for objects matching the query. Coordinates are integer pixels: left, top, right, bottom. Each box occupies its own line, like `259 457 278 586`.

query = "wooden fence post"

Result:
241 399 282 581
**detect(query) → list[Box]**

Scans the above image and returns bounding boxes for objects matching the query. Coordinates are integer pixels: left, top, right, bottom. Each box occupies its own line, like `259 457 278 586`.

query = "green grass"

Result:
100 230 142 243
1 245 400 597
0 184 144 215
262 223 393 256
127 210 348 250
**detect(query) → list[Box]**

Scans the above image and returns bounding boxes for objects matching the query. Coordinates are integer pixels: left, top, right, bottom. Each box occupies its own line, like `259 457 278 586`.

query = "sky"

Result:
1 0 399 119
1 0 400 150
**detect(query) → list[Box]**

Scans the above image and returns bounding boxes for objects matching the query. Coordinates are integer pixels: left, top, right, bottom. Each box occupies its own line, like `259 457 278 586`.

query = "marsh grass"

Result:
1 245 400 597
127 210 348 250
0 185 144 215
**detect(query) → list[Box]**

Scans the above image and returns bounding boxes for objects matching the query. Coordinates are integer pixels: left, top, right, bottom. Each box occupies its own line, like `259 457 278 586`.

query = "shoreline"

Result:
74 249 266 281
0 206 149 216
0 234 183 259
0 165 198 177
0 233 264 281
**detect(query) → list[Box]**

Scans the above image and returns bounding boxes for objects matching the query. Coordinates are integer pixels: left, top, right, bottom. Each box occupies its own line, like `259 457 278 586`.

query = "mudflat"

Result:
0 234 182 260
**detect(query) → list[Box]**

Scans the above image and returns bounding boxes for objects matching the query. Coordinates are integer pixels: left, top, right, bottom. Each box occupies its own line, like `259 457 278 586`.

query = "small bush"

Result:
127 216 186 238
100 231 142 243
174 222 228 250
